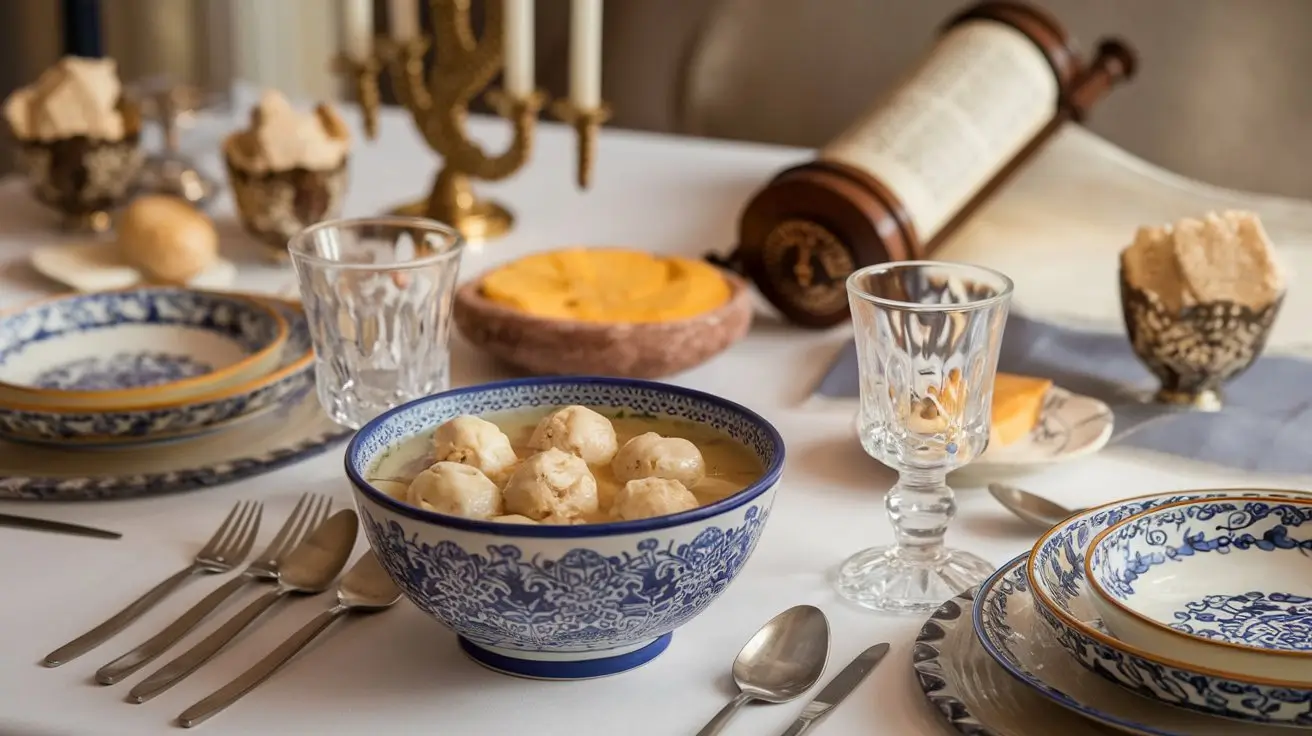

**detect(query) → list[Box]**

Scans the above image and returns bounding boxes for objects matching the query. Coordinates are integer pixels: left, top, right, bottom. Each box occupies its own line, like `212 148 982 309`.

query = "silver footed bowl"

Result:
1119 271 1283 411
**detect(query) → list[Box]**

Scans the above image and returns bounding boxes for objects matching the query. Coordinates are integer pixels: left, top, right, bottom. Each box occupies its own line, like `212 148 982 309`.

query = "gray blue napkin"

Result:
814 315 1312 474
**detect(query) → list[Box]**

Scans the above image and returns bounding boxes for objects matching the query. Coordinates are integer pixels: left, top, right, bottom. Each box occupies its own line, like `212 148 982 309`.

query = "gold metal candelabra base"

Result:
389 168 514 243
389 199 512 242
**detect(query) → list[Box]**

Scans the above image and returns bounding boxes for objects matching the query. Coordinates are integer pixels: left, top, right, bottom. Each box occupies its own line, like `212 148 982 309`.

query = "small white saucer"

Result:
29 241 237 292
977 385 1114 467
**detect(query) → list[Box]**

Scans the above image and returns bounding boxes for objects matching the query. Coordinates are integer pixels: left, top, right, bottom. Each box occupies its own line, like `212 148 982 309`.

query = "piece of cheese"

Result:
989 373 1052 447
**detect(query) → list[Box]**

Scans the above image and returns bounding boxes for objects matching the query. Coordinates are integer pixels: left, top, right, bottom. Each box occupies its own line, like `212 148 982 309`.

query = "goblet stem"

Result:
835 469 994 614
887 468 954 558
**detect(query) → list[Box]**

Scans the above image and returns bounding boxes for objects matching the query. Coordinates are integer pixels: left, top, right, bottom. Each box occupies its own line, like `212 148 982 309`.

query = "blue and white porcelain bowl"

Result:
1028 488 1312 727
1086 496 1312 686
0 297 313 446
346 377 784 680
0 287 287 410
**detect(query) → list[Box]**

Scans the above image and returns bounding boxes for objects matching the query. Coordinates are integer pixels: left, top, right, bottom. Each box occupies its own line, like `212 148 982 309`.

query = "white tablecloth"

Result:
0 96 1307 736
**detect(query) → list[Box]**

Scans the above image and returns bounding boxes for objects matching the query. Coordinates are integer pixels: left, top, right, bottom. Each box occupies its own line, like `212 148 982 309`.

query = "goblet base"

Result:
834 544 995 614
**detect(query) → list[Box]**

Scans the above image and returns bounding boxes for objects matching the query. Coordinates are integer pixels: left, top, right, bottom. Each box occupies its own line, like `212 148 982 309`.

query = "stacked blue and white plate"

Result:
914 488 1312 735
0 287 349 500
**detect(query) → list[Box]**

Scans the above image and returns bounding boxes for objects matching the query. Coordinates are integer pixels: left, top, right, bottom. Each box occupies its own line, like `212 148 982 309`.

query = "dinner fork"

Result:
43 501 261 667
95 493 331 685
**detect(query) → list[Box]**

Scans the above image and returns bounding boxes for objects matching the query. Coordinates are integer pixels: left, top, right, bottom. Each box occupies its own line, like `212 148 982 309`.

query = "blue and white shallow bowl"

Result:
0 297 314 446
977 554 1295 735
346 377 784 680
1028 488 1312 727
0 287 287 410
1087 496 1312 686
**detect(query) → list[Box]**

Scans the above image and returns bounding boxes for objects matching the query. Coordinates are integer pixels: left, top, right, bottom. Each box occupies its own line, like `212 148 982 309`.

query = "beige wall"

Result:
1 1 1310 197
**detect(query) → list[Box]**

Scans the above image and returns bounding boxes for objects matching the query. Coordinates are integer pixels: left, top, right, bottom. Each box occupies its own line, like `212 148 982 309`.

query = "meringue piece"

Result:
3 56 125 141
611 477 700 521
407 461 503 520
502 448 599 521
529 405 619 466
611 432 706 488
433 415 518 482
224 90 350 173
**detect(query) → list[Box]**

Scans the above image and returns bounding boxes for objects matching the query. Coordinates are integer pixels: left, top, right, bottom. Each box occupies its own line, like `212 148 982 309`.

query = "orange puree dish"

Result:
479 248 732 323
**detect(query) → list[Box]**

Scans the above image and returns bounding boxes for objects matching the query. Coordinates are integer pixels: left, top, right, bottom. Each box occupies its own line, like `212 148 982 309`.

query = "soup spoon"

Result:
695 604 830 736
987 483 1081 529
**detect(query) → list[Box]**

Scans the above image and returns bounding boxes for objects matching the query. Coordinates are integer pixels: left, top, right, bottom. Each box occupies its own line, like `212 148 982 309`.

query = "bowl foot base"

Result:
1153 387 1222 412
458 634 672 680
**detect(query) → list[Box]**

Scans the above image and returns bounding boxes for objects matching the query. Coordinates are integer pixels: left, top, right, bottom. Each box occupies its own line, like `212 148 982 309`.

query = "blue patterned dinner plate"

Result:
0 389 349 500
974 554 1293 735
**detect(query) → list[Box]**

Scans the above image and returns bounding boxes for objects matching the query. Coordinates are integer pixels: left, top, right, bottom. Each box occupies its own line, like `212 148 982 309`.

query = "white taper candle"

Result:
341 0 373 59
503 0 534 97
387 0 419 40
568 0 602 109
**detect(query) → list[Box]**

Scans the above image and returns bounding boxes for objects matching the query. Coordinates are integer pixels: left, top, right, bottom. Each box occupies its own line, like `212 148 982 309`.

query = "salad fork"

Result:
43 500 262 667
95 493 331 685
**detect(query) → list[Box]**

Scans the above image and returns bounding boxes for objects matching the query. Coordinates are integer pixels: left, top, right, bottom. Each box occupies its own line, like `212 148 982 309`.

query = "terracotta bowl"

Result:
453 269 754 379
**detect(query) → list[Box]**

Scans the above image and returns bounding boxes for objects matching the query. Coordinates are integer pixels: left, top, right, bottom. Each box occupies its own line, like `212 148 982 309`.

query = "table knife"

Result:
0 512 121 540
776 643 890 736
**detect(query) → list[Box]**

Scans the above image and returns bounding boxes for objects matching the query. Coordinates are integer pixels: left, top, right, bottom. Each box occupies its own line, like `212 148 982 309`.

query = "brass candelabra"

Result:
335 0 607 243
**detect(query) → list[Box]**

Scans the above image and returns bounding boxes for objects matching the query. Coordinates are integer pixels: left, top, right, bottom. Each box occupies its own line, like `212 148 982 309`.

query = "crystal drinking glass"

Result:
289 217 465 429
838 261 1013 613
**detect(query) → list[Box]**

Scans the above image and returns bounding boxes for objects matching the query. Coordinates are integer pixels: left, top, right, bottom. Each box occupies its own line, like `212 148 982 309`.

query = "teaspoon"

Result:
695 604 830 736
177 550 401 728
987 483 1081 529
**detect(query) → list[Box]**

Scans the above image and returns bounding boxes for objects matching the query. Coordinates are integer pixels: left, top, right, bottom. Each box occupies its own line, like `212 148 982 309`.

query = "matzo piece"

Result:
4 88 34 139
1172 210 1283 309
1121 224 1191 313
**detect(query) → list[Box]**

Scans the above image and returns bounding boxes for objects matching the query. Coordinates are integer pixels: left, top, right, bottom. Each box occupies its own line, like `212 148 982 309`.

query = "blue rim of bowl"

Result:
345 376 786 539
1084 494 1312 661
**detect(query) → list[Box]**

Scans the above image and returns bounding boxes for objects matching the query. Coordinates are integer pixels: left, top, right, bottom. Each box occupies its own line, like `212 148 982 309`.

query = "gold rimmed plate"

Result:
0 287 288 410
0 296 313 447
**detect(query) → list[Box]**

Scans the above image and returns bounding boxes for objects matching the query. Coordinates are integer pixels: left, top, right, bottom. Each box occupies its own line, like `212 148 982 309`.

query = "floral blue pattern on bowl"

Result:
346 376 785 680
0 288 287 409
1086 497 1312 685
976 555 1301 735
1027 489 1312 726
0 298 313 446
